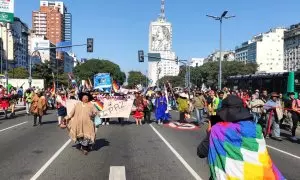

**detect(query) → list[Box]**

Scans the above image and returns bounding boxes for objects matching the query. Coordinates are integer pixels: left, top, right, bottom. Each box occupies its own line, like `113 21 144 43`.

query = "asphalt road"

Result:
0 110 299 180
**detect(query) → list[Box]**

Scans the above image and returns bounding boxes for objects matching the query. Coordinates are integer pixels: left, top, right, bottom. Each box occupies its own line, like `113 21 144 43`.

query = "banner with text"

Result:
0 0 14 23
94 73 112 92
99 99 133 118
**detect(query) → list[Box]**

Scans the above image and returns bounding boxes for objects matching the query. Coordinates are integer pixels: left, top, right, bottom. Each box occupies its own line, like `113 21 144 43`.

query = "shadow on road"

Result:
280 132 300 144
93 138 110 151
41 120 58 125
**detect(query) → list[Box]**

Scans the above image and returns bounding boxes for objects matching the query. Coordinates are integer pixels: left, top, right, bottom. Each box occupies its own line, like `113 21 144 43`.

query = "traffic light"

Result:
138 50 144 62
87 38 93 52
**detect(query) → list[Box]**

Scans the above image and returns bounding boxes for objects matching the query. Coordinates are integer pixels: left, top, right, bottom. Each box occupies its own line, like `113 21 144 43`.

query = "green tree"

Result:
8 67 29 79
73 59 126 84
32 61 68 88
189 61 258 88
127 71 148 88
159 76 185 87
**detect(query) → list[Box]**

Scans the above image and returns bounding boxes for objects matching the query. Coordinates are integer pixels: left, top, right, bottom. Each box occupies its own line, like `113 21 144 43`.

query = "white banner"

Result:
99 99 134 118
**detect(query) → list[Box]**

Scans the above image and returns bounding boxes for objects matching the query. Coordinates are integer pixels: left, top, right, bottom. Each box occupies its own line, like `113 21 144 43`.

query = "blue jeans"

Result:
195 108 205 125
252 112 261 123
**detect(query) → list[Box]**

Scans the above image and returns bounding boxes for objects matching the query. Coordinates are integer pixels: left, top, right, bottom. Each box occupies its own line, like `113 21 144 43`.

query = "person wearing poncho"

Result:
197 95 285 180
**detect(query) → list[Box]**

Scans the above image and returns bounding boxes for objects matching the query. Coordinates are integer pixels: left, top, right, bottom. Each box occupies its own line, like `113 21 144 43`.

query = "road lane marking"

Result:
149 124 203 180
109 166 126 180
30 139 71 180
0 121 28 133
267 145 300 160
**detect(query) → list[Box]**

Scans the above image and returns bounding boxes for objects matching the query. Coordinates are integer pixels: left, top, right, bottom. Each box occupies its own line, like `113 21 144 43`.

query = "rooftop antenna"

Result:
159 0 166 21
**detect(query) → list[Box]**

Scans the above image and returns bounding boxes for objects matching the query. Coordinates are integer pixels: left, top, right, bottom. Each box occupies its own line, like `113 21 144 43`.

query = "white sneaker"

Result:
102 122 106 125
106 122 109 125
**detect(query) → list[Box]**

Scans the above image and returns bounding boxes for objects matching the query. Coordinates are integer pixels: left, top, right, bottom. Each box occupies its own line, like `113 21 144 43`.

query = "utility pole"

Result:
207 11 235 90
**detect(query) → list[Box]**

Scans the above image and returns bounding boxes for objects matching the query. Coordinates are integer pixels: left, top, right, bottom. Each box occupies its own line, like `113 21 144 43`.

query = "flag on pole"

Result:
50 72 56 95
112 80 120 93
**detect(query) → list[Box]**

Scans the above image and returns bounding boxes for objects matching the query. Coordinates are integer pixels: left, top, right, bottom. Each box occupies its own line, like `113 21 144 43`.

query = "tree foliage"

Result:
73 59 126 84
32 61 68 88
159 76 185 87
127 71 148 88
8 67 29 79
189 61 258 88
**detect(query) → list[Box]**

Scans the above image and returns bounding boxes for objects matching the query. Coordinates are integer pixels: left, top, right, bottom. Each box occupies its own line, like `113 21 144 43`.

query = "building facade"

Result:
29 35 56 64
11 17 29 68
0 18 29 70
235 28 286 73
190 58 204 67
148 0 179 86
63 52 74 72
284 23 300 72
64 13 72 43
203 50 235 64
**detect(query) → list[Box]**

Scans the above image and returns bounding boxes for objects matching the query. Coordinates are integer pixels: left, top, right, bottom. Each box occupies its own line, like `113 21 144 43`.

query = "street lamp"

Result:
207 11 235 90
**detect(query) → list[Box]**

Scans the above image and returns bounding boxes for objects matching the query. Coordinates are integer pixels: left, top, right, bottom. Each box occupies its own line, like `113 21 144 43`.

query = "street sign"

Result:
148 53 161 62
0 0 14 23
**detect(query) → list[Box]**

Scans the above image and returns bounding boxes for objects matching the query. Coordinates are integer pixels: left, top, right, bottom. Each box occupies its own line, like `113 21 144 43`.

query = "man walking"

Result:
192 91 206 126
264 92 283 141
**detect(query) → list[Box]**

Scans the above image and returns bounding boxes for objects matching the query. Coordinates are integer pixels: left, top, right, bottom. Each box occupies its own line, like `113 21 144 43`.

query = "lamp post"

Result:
207 11 235 90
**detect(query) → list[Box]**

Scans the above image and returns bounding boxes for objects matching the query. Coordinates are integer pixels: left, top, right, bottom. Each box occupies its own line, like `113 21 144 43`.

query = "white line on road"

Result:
0 121 28 133
267 145 300 160
109 166 126 180
149 124 203 180
30 139 71 180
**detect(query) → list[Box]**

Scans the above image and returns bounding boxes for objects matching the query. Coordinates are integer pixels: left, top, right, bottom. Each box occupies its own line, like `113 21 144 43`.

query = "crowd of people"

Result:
0 83 296 178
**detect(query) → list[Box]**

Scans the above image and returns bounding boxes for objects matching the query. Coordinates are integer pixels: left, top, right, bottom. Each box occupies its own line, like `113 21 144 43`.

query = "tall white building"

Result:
190 58 204 67
235 28 286 73
29 33 56 64
284 23 300 71
203 51 235 64
148 0 179 86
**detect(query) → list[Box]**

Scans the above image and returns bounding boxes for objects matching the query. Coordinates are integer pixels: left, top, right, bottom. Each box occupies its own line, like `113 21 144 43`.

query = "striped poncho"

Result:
208 120 285 180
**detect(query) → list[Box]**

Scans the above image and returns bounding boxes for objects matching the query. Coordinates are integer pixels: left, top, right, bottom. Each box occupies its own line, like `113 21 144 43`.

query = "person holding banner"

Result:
65 92 97 155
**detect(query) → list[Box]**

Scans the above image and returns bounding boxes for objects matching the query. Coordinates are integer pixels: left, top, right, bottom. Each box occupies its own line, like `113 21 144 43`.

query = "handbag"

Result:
94 115 102 126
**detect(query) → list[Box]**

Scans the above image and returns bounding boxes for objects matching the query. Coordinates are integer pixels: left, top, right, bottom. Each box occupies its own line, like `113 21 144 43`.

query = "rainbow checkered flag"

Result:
112 80 120 93
208 121 285 180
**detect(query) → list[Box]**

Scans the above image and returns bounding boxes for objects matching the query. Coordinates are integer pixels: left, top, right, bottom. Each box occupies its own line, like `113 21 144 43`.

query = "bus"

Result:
226 71 300 96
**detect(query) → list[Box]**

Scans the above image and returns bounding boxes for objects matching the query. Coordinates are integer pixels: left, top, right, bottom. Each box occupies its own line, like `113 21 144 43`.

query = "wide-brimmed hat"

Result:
217 95 252 122
270 92 279 97
179 93 188 99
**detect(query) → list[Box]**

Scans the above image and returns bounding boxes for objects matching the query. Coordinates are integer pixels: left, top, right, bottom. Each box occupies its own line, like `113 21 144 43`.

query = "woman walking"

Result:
155 91 168 124
66 92 97 155
133 92 144 125
56 91 67 127
30 90 47 126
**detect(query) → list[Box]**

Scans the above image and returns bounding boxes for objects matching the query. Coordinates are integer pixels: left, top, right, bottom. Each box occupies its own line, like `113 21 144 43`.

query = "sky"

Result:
15 0 300 74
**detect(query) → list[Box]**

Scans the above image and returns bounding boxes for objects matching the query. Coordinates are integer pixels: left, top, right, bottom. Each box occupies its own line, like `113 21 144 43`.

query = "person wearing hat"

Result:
197 95 285 179
177 92 189 122
65 92 97 155
263 92 283 141
192 91 207 126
